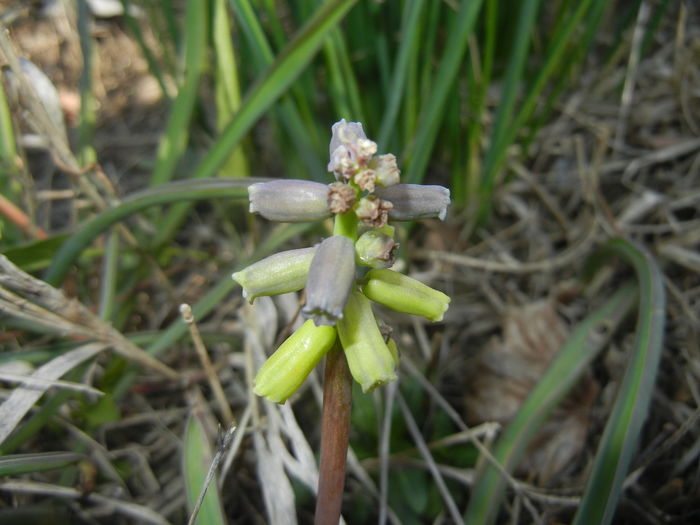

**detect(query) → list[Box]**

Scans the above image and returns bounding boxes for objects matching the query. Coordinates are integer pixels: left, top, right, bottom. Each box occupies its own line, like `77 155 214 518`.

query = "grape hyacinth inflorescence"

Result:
233 119 450 403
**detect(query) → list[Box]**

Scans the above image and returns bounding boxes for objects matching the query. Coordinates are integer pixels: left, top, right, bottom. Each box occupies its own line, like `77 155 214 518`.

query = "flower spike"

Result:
238 118 451 401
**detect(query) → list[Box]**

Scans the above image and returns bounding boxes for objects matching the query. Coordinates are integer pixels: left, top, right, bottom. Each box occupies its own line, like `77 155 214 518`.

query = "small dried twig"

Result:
0 193 47 239
413 217 598 274
396 391 462 524
0 255 178 379
0 371 104 396
614 0 650 151
180 303 235 425
0 480 170 525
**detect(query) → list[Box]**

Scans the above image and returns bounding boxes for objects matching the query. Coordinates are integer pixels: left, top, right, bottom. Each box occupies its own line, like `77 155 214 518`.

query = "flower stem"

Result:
333 210 358 239
314 345 352 525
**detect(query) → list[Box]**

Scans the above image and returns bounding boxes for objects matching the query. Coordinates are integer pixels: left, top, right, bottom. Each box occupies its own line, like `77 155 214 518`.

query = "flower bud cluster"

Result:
234 120 451 403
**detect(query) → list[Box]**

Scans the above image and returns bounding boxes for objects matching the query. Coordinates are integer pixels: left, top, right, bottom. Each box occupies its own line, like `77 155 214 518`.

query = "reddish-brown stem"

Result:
315 345 352 525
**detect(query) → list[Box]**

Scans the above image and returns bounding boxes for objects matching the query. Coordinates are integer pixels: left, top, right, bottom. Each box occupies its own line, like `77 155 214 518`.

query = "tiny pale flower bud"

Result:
355 230 398 268
327 120 378 177
328 182 357 214
355 196 393 228
374 184 450 221
355 138 378 163
353 169 376 192
328 145 354 180
302 236 356 326
362 268 450 322
254 320 337 403
370 154 400 187
337 288 397 392
328 120 369 178
232 247 316 303
249 180 331 222
329 119 367 159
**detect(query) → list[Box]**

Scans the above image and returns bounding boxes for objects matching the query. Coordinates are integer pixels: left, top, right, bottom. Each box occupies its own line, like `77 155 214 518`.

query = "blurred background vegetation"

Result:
0 0 698 523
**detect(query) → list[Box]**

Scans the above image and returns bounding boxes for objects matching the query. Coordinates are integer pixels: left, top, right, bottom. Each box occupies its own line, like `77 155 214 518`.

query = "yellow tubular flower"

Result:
336 289 397 393
254 320 337 403
362 269 450 322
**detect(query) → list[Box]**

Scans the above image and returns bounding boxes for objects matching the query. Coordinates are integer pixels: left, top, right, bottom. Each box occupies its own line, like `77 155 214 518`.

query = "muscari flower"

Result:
232 247 316 302
302 236 356 326
249 180 331 222
374 184 450 221
236 120 451 403
362 268 450 322
370 154 400 188
355 196 393 228
254 320 337 403
336 288 397 393
355 230 398 269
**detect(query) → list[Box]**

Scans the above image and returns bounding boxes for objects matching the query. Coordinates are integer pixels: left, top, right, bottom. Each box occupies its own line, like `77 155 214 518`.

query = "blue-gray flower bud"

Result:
249 180 331 222
374 184 450 221
302 236 356 326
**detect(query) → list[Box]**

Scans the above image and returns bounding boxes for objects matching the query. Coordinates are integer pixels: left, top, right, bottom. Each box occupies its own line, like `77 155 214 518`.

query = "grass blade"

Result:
183 413 227 525
0 452 86 477
154 0 358 244
459 0 497 204
326 28 364 122
44 177 263 286
0 61 18 169
477 0 542 219
212 0 248 177
98 228 119 321
119 0 174 100
403 0 485 184
464 282 638 524
149 0 209 186
0 343 107 448
573 239 666 525
229 0 325 178
213 0 356 159
0 390 73 455
77 0 97 166
376 0 425 151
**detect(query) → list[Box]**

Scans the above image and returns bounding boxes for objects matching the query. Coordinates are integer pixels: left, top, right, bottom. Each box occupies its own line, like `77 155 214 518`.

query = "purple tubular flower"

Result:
374 184 451 221
249 180 331 222
302 235 356 326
